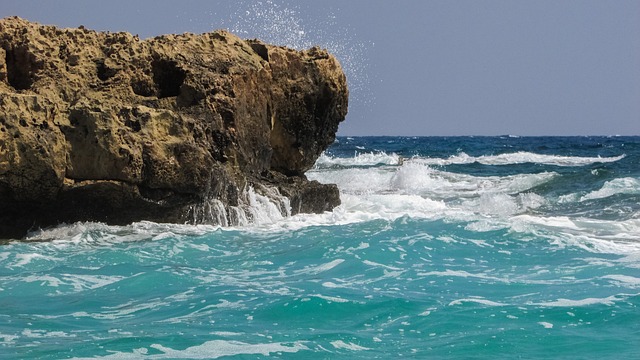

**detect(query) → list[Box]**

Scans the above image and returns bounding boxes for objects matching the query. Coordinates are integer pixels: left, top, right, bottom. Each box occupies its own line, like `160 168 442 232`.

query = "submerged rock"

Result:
0 17 348 238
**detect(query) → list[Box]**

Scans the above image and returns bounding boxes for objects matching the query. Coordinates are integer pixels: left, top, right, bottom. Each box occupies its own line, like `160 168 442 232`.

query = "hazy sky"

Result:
2 0 639 135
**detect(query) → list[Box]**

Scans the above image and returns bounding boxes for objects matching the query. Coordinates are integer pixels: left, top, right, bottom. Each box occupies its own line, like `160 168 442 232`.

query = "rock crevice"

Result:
0 17 348 238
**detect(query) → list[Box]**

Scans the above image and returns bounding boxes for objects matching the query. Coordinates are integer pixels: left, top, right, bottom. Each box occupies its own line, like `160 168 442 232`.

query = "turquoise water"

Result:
1 136 639 359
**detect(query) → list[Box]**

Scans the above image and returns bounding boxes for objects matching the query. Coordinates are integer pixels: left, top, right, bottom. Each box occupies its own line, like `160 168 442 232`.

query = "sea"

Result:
1 136 639 359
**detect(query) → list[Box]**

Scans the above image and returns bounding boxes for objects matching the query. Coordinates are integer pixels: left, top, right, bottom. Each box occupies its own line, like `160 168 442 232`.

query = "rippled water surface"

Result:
1 136 639 359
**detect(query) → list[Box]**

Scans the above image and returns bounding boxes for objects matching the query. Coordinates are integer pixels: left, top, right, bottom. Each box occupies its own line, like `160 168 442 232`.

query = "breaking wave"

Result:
412 151 625 167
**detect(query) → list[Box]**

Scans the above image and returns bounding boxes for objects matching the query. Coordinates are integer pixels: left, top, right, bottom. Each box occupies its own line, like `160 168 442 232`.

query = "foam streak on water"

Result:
1 136 640 359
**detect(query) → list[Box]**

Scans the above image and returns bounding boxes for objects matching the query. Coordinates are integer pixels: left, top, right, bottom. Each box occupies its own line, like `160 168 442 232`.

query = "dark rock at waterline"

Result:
0 17 348 239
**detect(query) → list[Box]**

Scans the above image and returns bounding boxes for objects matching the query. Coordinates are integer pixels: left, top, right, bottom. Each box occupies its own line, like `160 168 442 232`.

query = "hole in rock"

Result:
249 42 269 62
152 59 186 98
3 45 38 90
96 60 117 81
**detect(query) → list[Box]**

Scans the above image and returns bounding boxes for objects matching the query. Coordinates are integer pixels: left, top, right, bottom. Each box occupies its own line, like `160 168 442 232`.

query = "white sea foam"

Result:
72 300 167 320
18 152 568 242
189 185 291 227
306 150 630 244
21 329 77 338
330 340 371 351
339 193 452 221
24 221 218 245
315 152 401 168
294 259 345 275
210 331 244 337
308 167 396 195
466 192 547 216
616 253 640 269
538 322 554 329
413 152 625 167
306 158 555 227
23 275 64 288
161 300 247 324
12 253 60 267
580 177 640 202
601 275 640 288
62 274 128 292
532 295 622 307
251 189 550 235
509 215 640 253
388 162 555 199
322 281 341 288
362 260 403 271
310 159 554 206
18 184 637 260
70 340 308 359
310 294 353 303
0 333 18 344
345 242 370 253
25 187 290 240
15 146 635 255
448 298 507 306
417 269 511 284
23 186 293 244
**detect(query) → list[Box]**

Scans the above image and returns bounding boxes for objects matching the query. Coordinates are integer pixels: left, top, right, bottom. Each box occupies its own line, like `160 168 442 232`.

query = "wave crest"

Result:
580 177 640 202
414 152 625 167
314 151 401 168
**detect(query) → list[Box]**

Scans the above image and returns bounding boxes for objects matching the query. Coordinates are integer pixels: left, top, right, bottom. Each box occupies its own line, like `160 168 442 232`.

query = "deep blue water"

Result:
1 136 639 359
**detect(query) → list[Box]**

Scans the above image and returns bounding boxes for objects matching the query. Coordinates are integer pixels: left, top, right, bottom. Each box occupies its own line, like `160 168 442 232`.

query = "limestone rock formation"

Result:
0 17 348 238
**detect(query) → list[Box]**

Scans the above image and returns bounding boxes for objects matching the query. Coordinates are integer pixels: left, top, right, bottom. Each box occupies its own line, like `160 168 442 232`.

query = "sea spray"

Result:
188 185 291 226
223 0 374 108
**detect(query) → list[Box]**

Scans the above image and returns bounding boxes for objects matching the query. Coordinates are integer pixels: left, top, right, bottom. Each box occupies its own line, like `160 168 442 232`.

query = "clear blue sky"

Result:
2 0 639 135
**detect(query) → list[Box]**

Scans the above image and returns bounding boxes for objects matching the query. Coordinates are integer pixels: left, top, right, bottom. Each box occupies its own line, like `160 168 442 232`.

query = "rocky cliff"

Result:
0 17 348 238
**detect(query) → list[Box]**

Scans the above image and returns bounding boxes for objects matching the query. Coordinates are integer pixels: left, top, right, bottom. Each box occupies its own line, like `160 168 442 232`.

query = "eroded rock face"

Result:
0 17 348 238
